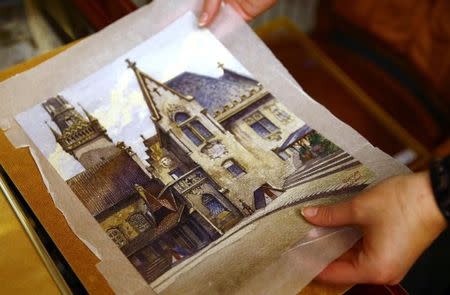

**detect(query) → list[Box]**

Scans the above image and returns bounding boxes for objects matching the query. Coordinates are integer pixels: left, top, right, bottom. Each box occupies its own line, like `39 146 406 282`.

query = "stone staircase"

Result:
283 150 361 190
139 256 172 283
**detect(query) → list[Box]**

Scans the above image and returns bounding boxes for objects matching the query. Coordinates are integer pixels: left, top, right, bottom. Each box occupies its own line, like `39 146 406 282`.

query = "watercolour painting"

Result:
16 12 375 288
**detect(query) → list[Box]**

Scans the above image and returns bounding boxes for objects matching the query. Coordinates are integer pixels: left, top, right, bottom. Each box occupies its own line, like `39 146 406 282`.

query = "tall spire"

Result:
134 184 157 225
45 121 61 140
126 59 194 122
42 96 118 168
126 59 161 122
78 103 96 122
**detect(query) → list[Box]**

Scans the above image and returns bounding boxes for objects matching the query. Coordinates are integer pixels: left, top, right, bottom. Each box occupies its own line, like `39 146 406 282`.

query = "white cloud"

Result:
48 144 84 180
16 12 251 180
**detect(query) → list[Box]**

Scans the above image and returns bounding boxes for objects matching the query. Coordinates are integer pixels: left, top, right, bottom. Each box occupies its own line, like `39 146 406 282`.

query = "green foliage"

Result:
307 131 341 157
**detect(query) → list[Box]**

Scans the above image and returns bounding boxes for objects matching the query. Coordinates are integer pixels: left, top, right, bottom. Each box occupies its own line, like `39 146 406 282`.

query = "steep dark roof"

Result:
67 150 166 216
166 69 259 114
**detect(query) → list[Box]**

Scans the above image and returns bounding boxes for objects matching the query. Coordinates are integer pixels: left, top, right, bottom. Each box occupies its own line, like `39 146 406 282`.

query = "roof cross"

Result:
125 59 136 69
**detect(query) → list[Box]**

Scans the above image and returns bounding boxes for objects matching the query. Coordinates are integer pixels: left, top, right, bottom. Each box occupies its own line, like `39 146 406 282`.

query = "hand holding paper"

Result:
198 0 278 26
303 172 448 285
199 0 450 287
0 1 417 293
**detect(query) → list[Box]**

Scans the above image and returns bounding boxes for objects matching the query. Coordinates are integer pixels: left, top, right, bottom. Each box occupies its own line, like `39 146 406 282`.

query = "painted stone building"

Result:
43 97 222 282
129 60 309 216
42 62 323 283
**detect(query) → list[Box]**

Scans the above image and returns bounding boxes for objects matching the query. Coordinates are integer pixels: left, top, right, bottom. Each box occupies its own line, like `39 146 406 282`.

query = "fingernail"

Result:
198 12 209 27
301 207 318 218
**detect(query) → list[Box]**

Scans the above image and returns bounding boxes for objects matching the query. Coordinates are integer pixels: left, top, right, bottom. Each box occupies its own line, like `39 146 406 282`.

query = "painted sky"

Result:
16 12 252 180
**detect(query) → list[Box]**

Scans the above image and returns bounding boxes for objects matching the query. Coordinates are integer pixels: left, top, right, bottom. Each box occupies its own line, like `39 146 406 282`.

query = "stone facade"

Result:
130 60 306 219
43 97 220 283
43 61 318 283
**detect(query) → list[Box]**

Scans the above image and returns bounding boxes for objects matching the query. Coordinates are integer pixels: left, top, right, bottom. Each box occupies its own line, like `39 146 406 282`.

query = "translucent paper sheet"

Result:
0 1 409 294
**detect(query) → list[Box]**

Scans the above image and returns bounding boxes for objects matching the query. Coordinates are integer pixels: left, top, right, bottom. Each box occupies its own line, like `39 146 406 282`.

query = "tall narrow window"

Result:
249 121 270 137
202 194 228 216
182 126 203 146
245 111 278 138
107 228 128 247
259 117 278 132
173 112 214 146
191 120 213 140
65 117 74 126
45 104 55 113
222 159 246 177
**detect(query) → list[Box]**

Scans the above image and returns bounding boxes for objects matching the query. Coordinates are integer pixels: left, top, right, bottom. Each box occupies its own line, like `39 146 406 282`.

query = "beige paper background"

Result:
0 0 410 294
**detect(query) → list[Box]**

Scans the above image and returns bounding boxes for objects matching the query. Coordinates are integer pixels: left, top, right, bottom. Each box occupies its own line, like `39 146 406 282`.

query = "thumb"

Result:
301 201 356 227
198 0 222 27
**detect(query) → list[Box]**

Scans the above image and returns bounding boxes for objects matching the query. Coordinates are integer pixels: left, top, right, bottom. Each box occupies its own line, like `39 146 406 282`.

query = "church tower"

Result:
42 95 120 169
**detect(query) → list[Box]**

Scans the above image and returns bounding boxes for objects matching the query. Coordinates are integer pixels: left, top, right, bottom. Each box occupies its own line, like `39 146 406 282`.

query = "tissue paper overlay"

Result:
16 12 375 289
0 1 409 294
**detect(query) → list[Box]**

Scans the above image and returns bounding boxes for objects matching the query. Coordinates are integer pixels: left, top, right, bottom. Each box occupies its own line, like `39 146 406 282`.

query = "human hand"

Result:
198 0 278 26
302 172 448 285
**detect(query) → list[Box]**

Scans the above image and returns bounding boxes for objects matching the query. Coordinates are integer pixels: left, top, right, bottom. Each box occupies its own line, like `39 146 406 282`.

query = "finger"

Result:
226 1 253 21
198 0 222 27
231 0 277 20
301 201 356 227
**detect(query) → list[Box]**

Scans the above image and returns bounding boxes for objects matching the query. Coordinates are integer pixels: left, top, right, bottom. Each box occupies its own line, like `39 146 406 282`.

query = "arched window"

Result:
128 213 150 232
174 112 190 124
202 194 228 216
107 228 127 247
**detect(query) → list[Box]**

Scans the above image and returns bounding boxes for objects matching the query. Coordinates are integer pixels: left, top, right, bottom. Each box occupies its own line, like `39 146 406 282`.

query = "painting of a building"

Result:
41 60 362 283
